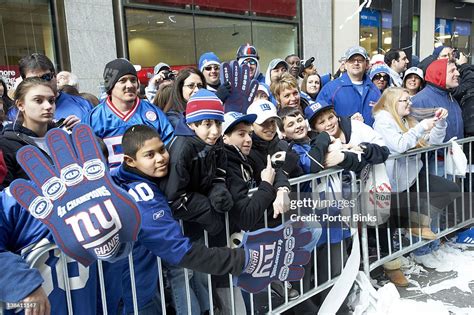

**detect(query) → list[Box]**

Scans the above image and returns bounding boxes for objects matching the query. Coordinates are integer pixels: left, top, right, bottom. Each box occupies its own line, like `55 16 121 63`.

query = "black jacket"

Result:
162 118 225 238
224 144 277 231
337 117 390 172
453 64 474 136
0 123 53 188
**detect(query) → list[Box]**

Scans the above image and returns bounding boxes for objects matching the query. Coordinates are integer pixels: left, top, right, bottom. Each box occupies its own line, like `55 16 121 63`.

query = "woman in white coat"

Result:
372 87 460 240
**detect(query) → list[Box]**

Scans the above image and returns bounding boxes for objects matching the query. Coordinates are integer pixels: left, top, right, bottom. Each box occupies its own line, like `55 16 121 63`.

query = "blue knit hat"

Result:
186 89 224 124
198 52 221 72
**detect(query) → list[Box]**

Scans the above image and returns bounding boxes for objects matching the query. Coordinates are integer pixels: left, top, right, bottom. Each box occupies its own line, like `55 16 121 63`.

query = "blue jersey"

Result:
0 190 121 315
112 165 193 313
7 92 93 121
83 97 174 168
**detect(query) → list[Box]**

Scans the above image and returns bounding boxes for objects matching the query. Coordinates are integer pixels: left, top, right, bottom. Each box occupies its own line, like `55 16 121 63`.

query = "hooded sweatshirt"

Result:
411 58 464 141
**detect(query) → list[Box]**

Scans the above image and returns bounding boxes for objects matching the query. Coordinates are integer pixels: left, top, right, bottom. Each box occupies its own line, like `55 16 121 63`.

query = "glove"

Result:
10 124 141 266
281 150 300 176
220 60 258 113
215 81 232 103
235 222 312 293
208 183 234 213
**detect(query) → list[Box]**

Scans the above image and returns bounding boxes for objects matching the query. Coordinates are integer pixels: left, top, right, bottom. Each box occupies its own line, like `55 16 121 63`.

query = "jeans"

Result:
125 295 163 315
413 211 441 256
164 263 210 315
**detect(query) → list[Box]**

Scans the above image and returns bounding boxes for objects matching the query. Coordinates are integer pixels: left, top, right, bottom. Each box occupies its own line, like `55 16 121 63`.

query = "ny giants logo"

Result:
64 199 122 257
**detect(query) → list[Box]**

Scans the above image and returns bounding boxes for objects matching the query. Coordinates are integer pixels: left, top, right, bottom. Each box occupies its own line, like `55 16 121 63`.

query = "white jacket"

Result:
373 110 447 192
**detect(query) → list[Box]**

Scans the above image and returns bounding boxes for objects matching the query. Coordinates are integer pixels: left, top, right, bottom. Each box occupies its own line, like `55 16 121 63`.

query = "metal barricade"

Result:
5 138 473 314
360 137 474 276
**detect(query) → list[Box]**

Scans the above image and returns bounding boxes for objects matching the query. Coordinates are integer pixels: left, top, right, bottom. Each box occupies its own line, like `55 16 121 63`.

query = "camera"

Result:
162 70 175 81
452 49 460 60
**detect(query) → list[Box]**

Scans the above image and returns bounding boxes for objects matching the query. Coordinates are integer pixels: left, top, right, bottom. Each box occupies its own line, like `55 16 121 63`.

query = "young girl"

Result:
301 73 321 101
0 77 79 187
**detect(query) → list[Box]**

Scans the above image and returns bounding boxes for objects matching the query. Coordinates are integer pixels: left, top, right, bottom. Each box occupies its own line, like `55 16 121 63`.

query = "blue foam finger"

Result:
247 80 258 104
220 62 232 85
10 124 142 266
46 129 84 187
231 60 241 90
16 146 63 199
241 64 250 91
10 179 43 215
73 124 105 162
285 266 305 281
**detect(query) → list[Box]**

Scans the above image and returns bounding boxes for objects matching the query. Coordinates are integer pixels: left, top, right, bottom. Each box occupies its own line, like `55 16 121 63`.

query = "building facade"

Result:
0 0 472 95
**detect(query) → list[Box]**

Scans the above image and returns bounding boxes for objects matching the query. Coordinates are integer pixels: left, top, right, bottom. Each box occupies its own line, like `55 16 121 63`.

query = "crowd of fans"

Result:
0 42 473 314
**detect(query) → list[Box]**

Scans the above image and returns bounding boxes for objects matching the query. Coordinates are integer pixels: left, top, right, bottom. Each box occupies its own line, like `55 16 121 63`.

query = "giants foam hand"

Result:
220 60 258 113
236 222 313 293
10 124 141 266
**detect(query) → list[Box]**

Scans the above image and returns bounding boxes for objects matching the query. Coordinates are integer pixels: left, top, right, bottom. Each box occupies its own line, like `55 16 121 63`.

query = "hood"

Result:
174 117 196 137
425 58 448 89
238 57 261 80
369 64 394 85
264 58 289 86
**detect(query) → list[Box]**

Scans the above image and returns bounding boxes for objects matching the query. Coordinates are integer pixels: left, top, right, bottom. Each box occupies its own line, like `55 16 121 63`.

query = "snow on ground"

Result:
349 242 474 314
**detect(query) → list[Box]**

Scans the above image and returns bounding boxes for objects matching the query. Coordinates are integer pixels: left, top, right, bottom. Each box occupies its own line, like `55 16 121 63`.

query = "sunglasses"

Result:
373 73 388 81
184 82 204 90
243 59 257 66
36 72 55 81
204 65 219 71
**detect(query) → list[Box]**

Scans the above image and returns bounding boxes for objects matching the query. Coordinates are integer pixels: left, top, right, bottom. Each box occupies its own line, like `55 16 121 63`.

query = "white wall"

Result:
332 0 360 73
419 0 436 59
64 0 117 95
302 0 333 75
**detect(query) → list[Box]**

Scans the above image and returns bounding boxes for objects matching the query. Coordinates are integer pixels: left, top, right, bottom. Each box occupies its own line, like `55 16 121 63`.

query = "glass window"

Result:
359 9 380 56
252 21 298 73
0 0 56 89
381 12 392 54
194 16 251 62
452 21 471 57
126 9 195 68
435 18 453 47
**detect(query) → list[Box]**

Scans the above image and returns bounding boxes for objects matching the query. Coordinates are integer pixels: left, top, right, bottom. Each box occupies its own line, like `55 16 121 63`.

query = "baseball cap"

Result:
403 67 424 81
302 57 315 69
268 58 289 71
304 100 334 125
153 62 170 75
222 111 257 135
345 46 369 60
247 100 280 124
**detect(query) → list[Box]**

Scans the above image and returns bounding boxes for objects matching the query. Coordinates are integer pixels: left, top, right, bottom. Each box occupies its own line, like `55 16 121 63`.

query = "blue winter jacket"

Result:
316 72 381 126
411 84 464 142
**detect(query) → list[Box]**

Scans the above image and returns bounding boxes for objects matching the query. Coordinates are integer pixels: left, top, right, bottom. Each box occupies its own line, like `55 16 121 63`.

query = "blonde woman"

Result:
372 87 460 265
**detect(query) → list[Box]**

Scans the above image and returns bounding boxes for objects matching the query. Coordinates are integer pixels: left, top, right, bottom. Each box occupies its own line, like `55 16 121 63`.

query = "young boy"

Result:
115 125 313 314
163 89 232 239
114 125 246 314
222 111 277 231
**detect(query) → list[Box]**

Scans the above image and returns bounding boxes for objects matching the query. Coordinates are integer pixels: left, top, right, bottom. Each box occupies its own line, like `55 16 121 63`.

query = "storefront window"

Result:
360 9 380 56
125 2 299 79
435 18 453 47
452 21 471 56
381 12 392 54
0 0 56 89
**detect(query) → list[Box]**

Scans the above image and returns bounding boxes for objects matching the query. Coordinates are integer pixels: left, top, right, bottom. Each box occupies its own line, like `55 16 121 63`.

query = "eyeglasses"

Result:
242 59 257 66
373 73 388 81
347 58 366 64
398 97 412 104
184 82 204 90
204 65 219 71
35 72 55 81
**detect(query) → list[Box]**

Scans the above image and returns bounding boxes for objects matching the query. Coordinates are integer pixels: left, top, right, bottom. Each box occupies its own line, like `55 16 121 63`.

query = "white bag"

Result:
445 139 468 176
360 163 391 226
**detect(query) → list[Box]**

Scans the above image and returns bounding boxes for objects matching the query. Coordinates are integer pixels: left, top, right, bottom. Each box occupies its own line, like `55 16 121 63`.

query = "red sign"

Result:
0 65 20 90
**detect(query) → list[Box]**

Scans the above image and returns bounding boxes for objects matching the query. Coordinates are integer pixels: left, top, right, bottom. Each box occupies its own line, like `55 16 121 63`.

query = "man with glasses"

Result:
369 64 393 92
316 46 381 126
199 52 221 92
7 53 93 121
384 48 409 87
83 58 174 168
236 44 265 83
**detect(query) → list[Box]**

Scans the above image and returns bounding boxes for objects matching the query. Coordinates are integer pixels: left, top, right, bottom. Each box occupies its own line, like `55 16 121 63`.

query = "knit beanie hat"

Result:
186 89 224 124
103 58 137 94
